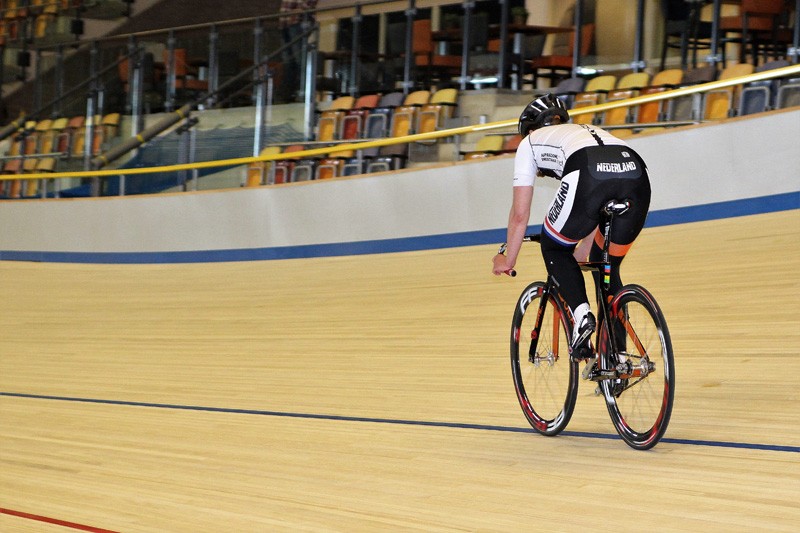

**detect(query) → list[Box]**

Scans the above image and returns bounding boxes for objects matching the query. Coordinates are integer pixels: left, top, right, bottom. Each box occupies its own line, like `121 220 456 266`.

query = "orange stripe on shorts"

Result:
594 232 633 257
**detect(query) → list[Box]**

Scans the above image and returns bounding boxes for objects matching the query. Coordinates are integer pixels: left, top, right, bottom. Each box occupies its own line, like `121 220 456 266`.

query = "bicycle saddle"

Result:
603 199 631 217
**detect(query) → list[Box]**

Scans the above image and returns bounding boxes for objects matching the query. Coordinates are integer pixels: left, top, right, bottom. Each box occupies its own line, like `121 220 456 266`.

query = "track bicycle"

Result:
509 199 675 450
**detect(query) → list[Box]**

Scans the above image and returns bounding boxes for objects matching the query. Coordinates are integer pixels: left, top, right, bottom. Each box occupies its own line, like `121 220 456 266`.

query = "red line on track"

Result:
0 507 121 533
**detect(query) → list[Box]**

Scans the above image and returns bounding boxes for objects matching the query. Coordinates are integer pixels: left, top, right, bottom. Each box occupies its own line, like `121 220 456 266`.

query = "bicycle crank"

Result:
582 356 656 382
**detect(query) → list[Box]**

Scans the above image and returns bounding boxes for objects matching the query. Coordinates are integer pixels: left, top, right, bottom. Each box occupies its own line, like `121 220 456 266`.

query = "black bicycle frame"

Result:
525 199 632 365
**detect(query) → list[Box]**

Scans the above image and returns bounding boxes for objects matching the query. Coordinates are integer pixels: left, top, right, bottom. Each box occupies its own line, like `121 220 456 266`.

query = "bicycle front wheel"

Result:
601 284 675 450
511 281 579 436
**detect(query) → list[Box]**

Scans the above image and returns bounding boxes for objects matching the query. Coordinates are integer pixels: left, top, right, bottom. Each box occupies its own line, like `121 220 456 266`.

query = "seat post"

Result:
600 199 631 288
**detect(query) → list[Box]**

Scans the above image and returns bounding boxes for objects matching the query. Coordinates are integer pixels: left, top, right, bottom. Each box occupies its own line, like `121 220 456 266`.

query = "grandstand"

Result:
0 2 799 531
0 0 797 250
0 0 797 198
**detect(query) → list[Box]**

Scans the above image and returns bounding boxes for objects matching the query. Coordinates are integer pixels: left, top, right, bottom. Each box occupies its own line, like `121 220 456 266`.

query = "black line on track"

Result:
2 391 798 453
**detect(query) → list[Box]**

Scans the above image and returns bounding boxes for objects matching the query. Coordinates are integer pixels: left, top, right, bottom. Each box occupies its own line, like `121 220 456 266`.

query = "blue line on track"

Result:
2 391 798 453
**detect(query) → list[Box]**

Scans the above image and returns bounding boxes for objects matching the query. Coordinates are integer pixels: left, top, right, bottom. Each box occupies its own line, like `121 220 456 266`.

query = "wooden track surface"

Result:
1 210 799 532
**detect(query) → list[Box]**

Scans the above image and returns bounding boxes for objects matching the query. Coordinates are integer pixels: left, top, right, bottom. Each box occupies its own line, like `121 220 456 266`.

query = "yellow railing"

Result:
1 64 799 186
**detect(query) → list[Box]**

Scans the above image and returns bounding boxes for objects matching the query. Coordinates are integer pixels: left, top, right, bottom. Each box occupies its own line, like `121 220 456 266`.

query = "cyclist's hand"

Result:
492 254 515 276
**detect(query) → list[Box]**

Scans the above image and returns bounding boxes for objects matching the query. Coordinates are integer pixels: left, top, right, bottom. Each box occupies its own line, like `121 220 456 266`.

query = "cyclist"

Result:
492 93 651 360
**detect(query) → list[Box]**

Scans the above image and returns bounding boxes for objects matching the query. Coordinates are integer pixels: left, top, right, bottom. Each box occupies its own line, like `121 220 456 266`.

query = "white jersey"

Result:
513 123 630 186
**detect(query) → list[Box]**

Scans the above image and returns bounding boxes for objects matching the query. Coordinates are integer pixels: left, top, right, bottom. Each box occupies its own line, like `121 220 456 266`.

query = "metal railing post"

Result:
165 30 177 112
497 0 508 89
303 27 318 141
55 45 65 116
252 18 264 106
790 0 799 64
572 0 584 76
403 0 416 94
86 42 99 195
349 4 363 97
459 1 474 91
707 0 723 66
632 0 646 72
207 24 219 108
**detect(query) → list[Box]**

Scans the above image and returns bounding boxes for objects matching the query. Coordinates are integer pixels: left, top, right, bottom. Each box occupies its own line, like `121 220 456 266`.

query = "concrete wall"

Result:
0 109 798 263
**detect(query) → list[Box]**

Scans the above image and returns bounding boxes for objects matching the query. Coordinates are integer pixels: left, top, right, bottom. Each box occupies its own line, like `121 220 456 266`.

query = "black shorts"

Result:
542 145 651 247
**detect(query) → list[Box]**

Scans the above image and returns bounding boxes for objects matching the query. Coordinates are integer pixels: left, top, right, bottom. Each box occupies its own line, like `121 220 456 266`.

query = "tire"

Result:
601 284 675 450
511 281 579 436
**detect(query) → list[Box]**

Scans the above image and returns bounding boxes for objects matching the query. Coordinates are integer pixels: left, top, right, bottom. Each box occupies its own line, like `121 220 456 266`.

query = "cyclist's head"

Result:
518 93 570 136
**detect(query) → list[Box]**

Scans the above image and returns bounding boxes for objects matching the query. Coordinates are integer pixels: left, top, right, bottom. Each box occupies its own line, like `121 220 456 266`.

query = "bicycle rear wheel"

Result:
511 282 579 436
601 284 675 450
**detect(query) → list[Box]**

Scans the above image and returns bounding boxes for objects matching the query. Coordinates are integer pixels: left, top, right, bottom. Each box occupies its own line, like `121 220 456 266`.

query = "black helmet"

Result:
518 93 570 136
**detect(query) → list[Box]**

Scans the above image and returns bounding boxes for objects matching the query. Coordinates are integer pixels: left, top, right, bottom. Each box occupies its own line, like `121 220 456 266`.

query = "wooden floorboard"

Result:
1 210 798 532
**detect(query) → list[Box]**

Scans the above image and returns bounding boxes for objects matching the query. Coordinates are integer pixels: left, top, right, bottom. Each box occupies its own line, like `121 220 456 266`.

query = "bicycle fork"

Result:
527 282 561 367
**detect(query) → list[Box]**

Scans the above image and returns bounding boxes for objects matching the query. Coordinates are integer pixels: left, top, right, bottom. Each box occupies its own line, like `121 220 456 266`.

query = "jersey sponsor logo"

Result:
547 181 569 224
596 161 637 173
541 151 559 163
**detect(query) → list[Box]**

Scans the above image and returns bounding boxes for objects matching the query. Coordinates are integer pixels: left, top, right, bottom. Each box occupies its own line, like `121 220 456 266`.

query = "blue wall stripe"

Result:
1 192 797 264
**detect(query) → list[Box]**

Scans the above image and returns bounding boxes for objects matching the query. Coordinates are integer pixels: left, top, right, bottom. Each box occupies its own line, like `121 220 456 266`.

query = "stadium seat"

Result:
738 59 791 115
366 143 407 173
56 116 85 157
552 77 586 108
634 69 683 123
246 146 281 186
602 72 651 126
389 90 430 137
460 134 504 160
667 64 717 120
571 75 616 125
417 88 458 135
290 154 317 182
341 94 380 140
272 144 305 184
315 149 353 180
364 92 405 139
38 117 67 156
776 82 800 108
317 95 355 142
703 63 754 120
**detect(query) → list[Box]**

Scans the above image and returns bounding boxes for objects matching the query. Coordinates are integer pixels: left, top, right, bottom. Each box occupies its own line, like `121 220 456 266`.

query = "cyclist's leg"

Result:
588 172 651 298
589 172 651 352
540 167 598 357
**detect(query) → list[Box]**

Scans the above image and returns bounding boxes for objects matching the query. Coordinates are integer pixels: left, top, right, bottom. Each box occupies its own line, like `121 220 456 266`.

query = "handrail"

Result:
1 63 799 183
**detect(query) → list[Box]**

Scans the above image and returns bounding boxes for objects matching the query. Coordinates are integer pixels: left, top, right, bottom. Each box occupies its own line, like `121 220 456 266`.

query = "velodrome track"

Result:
1 208 798 532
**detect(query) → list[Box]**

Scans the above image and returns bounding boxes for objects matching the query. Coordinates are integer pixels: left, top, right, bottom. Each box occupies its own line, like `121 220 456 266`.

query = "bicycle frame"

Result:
524 199 655 383
512 198 673 449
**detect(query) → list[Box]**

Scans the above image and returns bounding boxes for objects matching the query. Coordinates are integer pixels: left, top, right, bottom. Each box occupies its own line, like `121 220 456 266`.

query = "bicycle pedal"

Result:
581 358 598 380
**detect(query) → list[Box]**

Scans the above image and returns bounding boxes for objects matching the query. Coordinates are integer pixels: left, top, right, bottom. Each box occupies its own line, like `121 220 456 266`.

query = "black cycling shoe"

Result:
570 312 596 361
571 343 595 361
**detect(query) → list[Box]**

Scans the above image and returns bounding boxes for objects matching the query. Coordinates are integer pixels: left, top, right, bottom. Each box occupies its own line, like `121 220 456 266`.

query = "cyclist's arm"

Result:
493 185 532 275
